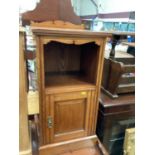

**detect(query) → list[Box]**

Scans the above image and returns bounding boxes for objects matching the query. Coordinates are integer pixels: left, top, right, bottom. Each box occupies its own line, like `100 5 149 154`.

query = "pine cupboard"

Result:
31 26 111 153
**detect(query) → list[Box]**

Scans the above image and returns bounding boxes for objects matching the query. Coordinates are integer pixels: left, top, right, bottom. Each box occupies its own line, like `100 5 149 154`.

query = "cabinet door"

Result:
44 91 92 144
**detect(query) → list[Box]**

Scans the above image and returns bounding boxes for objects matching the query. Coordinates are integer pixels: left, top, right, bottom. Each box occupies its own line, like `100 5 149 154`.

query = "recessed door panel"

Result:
44 91 93 143
55 99 86 134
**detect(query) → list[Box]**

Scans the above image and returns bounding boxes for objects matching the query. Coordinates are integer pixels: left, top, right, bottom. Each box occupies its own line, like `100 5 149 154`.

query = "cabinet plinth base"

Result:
39 135 109 155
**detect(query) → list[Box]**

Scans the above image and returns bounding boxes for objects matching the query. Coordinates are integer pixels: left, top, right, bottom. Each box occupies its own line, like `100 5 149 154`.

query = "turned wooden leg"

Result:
110 35 121 58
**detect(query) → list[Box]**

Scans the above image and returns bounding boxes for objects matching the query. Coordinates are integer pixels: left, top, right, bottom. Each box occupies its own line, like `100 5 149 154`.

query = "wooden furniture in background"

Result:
109 32 135 58
19 27 32 155
102 57 135 98
102 32 135 98
96 90 135 155
31 22 111 155
22 0 82 25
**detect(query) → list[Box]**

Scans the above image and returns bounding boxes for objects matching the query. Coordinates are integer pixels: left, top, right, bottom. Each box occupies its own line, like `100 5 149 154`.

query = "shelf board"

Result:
45 75 96 94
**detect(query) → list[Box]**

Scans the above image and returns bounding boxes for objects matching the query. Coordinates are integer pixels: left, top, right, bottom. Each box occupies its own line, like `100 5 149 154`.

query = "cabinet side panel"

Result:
36 36 46 145
92 38 107 134
80 43 99 84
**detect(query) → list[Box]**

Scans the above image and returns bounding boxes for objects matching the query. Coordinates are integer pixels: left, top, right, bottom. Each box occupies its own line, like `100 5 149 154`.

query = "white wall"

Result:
80 0 97 16
72 0 135 16
71 0 81 16
72 0 97 16
98 0 135 13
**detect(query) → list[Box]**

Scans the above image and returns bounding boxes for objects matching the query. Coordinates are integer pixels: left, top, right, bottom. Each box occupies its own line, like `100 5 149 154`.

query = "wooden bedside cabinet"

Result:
96 90 135 155
31 22 111 155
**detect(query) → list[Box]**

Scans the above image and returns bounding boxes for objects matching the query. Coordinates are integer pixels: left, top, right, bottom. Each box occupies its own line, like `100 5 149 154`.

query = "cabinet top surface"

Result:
31 26 112 37
31 27 134 37
100 90 135 108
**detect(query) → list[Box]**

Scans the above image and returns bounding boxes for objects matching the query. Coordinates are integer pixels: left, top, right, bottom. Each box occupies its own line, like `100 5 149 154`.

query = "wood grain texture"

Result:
45 75 95 88
91 39 107 135
99 89 135 108
45 84 95 95
31 20 84 29
102 57 135 98
22 0 82 25
44 91 92 143
55 99 86 134
87 90 96 136
42 38 102 46
31 27 112 37
31 119 109 155
39 135 109 155
19 28 32 155
43 41 101 87
44 41 81 73
96 91 135 153
33 27 108 147
60 147 101 155
107 59 124 94
80 43 99 84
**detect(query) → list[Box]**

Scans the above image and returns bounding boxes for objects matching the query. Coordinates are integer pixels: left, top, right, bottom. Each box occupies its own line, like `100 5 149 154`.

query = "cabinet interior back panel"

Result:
44 41 81 73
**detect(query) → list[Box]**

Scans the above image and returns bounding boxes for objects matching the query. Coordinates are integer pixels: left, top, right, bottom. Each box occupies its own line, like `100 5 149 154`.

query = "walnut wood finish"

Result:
32 26 112 37
96 90 135 153
102 57 135 98
22 0 82 25
43 41 100 85
31 20 84 29
19 28 32 155
106 59 124 95
32 26 108 153
110 35 121 58
39 135 109 155
99 90 135 108
109 32 135 58
44 90 94 144
30 118 109 155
